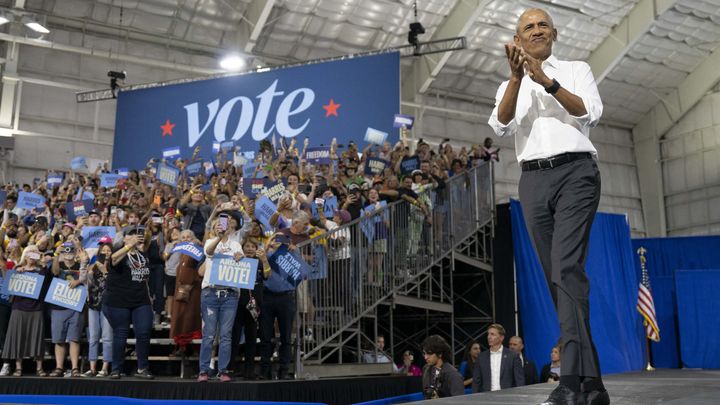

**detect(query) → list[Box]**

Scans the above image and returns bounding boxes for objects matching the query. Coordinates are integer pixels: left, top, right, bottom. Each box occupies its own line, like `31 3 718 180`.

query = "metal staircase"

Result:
293 163 494 378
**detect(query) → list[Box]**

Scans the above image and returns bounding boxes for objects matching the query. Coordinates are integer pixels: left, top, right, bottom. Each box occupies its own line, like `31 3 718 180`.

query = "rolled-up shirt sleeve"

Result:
488 80 517 137
570 61 603 128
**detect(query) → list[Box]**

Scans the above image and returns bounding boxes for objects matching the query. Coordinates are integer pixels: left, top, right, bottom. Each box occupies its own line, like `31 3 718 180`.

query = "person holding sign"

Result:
84 239 114 377
103 226 154 380
2 245 52 377
49 240 88 378
364 189 389 286
230 238 271 379
197 215 244 383
170 230 203 355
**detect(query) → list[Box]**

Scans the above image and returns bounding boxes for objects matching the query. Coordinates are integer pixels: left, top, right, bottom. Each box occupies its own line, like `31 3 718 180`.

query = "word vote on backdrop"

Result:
113 52 400 169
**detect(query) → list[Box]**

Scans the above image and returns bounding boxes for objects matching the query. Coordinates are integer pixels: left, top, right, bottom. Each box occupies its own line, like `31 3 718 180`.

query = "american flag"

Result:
636 247 660 342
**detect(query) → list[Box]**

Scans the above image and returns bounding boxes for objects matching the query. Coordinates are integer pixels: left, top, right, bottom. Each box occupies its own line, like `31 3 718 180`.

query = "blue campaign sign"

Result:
100 173 123 188
323 195 338 218
1 270 44 299
0 190 6 207
81 226 116 248
117 168 129 178
254 195 277 229
393 114 414 129
307 245 328 280
113 52 400 169
359 208 376 242
364 127 388 144
212 142 220 153
209 254 258 290
305 146 331 164
71 156 87 170
243 178 265 198
171 242 205 261
265 245 311 292
17 191 46 210
220 140 235 151
185 160 203 176
65 199 94 222
44 278 87 312
156 162 180 187
162 146 181 159
243 162 258 179
400 156 420 174
203 161 216 176
365 157 389 176
47 173 64 188
262 180 286 203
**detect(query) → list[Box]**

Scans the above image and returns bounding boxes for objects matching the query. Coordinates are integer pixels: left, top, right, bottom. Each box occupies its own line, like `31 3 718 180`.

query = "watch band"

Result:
545 79 561 94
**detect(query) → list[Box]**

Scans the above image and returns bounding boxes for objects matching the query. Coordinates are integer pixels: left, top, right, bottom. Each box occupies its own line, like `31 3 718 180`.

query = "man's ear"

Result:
552 28 558 42
513 34 520 46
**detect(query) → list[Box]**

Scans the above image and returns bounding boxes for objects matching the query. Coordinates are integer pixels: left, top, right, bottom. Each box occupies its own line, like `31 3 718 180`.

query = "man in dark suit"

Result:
509 335 538 385
472 324 525 392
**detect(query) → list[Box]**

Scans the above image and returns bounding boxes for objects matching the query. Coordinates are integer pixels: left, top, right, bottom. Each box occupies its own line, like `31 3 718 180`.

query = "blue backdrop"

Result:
113 52 400 169
631 236 720 368
675 269 720 368
510 199 645 376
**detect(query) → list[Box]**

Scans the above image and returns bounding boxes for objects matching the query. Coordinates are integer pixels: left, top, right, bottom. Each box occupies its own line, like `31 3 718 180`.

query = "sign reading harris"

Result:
265 245 311 292
393 114 414 129
208 254 258 290
81 227 116 249
171 242 205 261
113 52 400 169
0 270 44 299
44 278 87 312
17 191 46 210
365 157 389 176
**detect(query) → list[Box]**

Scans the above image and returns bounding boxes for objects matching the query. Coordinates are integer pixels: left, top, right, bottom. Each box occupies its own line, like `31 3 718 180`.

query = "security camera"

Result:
107 71 127 80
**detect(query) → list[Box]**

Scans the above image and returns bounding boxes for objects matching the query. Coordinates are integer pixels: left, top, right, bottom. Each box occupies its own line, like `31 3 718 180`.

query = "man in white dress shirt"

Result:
472 323 524 393
488 8 609 405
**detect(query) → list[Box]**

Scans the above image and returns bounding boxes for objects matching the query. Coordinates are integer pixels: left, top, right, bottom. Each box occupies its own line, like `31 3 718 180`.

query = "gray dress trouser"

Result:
518 157 602 378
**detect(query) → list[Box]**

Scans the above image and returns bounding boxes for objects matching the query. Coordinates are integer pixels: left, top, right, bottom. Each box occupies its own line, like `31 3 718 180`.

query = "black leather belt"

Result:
521 152 592 172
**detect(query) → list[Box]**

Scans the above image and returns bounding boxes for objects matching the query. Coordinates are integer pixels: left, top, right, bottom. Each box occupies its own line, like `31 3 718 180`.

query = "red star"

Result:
161 119 176 137
322 99 341 117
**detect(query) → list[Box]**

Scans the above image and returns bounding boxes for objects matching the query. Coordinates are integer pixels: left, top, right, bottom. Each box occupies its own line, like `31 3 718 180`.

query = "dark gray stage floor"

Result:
421 369 720 405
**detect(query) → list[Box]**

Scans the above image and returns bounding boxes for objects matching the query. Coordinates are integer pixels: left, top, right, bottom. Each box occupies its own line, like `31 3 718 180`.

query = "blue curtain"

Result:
675 269 720 368
631 236 720 368
510 200 644 376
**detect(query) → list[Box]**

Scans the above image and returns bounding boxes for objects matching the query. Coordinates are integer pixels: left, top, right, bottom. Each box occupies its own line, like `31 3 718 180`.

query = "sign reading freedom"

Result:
113 52 400 169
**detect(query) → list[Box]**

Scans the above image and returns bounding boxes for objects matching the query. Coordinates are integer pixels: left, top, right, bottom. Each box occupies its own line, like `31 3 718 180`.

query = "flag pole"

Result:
644 336 655 371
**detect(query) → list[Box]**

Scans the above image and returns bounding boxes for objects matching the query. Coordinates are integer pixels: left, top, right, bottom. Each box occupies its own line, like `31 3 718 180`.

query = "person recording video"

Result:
421 335 464 399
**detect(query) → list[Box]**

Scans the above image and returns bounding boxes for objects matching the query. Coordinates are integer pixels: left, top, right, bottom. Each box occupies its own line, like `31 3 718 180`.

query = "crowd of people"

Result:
0 135 499 381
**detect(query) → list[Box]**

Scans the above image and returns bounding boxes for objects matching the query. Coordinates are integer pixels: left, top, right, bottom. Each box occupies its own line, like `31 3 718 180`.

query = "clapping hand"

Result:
504 43 526 80
523 53 552 87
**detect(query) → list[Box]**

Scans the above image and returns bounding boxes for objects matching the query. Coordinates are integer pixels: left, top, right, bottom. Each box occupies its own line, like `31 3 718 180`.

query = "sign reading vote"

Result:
266 245 311 292
113 52 400 170
185 160 203 176
0 270 44 299
171 242 205 261
365 157 388 176
17 191 46 210
45 278 87 312
305 147 331 164
81 226 116 248
209 254 258 290
156 162 180 187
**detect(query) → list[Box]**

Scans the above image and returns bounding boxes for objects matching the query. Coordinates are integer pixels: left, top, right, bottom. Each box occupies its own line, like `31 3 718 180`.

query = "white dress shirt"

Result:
488 54 603 163
490 346 503 391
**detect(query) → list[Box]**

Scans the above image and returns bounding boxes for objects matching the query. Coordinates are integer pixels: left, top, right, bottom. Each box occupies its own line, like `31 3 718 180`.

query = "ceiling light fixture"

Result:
219 54 245 71
22 16 49 34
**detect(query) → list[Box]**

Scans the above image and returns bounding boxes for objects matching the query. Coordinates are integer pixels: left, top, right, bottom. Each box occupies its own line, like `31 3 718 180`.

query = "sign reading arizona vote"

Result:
113 52 400 169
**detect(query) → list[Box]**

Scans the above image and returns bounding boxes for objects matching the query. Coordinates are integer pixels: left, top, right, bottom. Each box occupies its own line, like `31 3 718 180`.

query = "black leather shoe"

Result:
584 390 610 405
109 370 121 379
539 384 581 405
